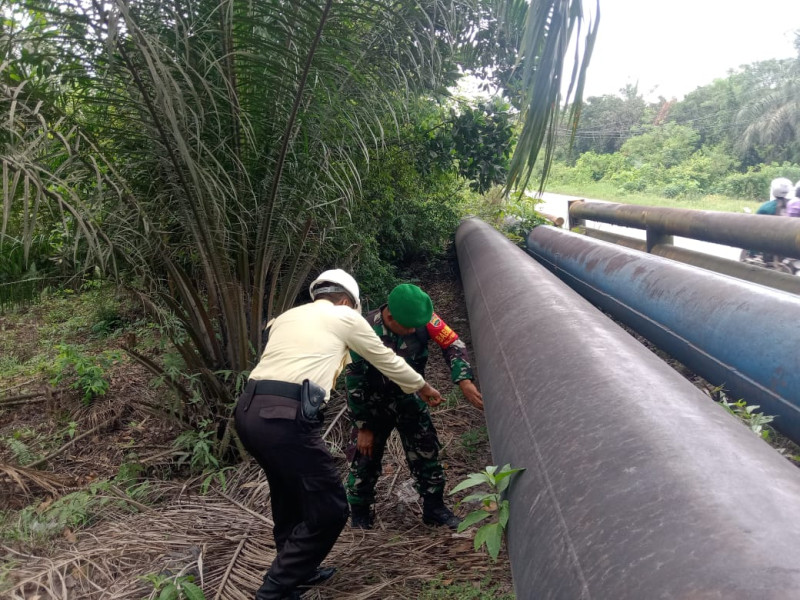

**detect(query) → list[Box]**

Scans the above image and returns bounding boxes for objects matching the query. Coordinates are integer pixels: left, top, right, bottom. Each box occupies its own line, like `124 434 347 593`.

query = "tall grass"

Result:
542 181 763 213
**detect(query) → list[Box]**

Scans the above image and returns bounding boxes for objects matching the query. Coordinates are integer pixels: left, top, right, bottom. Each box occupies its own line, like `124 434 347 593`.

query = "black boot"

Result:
422 494 461 529
301 565 337 587
350 504 373 529
255 575 301 600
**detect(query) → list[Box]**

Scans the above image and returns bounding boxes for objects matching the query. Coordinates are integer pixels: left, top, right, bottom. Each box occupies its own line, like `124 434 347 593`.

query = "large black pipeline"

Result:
526 225 800 444
456 218 800 599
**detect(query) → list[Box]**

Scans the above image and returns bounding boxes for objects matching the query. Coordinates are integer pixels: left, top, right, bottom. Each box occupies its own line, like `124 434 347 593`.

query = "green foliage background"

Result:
545 49 800 203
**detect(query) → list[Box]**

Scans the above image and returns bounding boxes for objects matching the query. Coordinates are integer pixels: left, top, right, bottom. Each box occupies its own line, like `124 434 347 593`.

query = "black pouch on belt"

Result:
239 379 257 412
301 379 327 422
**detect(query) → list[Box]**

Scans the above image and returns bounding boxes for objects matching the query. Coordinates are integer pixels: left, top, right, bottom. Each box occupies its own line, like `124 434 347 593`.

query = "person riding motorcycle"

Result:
756 177 793 215
742 178 800 274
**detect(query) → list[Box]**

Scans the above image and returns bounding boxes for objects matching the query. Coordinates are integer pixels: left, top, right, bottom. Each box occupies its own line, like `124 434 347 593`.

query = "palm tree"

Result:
2 0 596 453
736 57 800 164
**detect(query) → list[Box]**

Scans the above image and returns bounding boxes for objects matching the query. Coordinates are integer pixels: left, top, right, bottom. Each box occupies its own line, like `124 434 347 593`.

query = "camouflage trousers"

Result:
346 392 444 506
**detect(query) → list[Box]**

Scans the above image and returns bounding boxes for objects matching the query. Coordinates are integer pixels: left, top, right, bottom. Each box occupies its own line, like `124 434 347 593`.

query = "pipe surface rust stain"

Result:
603 254 638 276
584 254 600 273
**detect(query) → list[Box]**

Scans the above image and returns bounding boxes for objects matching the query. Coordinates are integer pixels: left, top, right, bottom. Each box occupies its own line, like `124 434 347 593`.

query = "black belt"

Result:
240 379 301 413
252 379 301 400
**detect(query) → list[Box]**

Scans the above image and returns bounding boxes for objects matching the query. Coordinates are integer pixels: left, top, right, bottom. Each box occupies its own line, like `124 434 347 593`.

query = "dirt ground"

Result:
0 250 515 599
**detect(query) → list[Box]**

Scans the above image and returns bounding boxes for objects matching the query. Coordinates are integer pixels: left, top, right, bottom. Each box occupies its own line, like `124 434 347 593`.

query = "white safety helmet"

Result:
309 269 361 311
770 177 793 199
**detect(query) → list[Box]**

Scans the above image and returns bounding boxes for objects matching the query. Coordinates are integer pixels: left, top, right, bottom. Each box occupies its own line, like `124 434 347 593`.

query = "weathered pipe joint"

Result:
526 225 800 444
456 218 800 599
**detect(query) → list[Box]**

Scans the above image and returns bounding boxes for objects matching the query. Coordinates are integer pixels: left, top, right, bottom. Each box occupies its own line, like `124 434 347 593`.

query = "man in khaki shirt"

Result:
235 269 442 600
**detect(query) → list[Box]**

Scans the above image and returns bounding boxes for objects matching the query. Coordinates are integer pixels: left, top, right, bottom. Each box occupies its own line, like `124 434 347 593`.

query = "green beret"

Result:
388 284 433 328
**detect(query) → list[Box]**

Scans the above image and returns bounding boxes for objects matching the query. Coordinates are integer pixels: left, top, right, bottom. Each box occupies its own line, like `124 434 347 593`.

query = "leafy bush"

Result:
448 100 514 193
345 144 465 298
719 163 800 200
571 151 629 183
90 300 126 337
661 180 702 198
620 123 699 169
0 231 65 311
173 419 220 474
51 344 119 405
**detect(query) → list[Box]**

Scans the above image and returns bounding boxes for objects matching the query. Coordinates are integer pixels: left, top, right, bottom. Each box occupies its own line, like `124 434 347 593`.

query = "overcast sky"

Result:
582 0 799 100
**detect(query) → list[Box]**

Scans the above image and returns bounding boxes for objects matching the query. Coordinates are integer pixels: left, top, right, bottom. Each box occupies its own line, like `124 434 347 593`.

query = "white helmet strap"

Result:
313 284 354 304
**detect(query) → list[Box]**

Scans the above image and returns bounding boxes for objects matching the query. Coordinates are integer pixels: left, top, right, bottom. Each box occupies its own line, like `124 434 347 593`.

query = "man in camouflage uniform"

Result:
345 283 483 529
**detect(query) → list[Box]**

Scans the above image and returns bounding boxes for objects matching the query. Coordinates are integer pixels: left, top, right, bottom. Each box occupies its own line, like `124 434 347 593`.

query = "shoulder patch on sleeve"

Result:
426 312 459 348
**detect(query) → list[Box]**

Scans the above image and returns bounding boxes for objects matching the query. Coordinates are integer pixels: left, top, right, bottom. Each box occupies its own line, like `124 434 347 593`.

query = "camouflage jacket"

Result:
346 305 474 428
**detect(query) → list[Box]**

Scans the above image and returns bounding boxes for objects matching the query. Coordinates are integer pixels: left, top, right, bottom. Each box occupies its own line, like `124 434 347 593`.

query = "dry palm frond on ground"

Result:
1 258 514 599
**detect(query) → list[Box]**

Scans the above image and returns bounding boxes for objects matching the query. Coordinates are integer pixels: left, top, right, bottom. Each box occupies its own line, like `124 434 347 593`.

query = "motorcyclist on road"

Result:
743 178 800 273
756 177 794 216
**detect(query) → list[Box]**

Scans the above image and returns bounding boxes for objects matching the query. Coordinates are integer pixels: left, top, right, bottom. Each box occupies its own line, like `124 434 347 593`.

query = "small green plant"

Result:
215 369 250 396
115 461 146 484
0 555 17 595
4 482 109 542
2 436 39 465
459 426 488 456
449 464 524 561
200 466 235 495
91 302 125 337
139 572 205 600
64 421 78 440
51 344 119 405
2 479 148 544
439 388 462 410
719 397 776 441
419 575 515 599
174 419 220 474
2 428 42 464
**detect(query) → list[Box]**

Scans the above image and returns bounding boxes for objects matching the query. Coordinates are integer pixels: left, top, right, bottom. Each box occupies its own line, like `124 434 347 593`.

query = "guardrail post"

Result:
646 226 673 253
567 199 585 231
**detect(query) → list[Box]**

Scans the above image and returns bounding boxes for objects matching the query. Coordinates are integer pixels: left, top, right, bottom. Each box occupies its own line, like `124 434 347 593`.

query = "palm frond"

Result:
506 0 599 196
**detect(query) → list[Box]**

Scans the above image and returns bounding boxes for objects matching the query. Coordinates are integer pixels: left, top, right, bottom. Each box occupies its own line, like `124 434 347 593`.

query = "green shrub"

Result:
572 151 629 183
1 436 39 465
173 419 220 474
719 163 800 200
420 576 515 599
51 344 119 405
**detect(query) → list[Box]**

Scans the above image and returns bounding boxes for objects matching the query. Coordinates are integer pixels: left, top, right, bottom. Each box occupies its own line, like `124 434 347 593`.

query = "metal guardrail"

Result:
567 200 800 294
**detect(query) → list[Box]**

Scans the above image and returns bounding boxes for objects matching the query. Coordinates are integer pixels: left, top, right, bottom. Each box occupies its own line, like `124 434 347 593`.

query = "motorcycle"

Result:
739 249 800 276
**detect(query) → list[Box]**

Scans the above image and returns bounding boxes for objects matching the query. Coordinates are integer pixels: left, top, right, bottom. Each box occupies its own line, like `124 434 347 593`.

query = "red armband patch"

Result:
426 313 459 348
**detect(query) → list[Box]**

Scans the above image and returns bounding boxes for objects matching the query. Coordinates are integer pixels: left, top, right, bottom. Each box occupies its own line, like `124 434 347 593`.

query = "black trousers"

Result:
234 392 349 589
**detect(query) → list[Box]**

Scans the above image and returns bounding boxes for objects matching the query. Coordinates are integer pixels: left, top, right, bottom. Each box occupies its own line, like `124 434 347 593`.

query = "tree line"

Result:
545 36 800 201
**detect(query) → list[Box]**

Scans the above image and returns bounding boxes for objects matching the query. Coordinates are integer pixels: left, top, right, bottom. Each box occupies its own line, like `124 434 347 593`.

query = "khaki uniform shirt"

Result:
249 299 425 400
